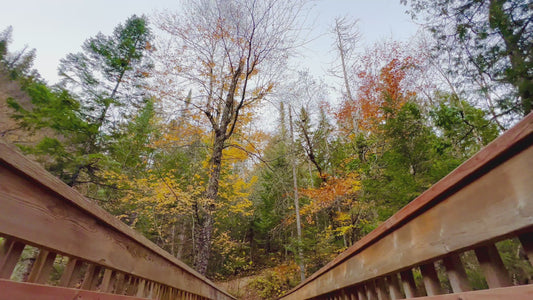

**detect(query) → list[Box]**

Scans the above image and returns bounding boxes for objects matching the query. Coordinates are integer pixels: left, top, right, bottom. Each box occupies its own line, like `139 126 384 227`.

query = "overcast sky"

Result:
0 0 419 85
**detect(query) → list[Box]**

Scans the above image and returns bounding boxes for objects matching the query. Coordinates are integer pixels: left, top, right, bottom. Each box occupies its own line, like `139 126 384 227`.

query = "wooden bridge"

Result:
0 112 532 300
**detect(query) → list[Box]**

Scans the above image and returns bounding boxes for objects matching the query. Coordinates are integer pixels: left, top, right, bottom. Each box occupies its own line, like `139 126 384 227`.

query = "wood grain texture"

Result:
0 278 148 300
0 141 235 300
279 113 533 299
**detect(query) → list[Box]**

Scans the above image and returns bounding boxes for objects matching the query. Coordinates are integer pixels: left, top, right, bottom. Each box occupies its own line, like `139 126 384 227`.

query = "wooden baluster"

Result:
386 274 403 300
154 283 162 299
149 282 157 299
348 288 357 300
443 254 471 293
27 249 57 284
164 285 170 300
0 239 25 279
115 272 126 294
160 285 167 300
59 257 84 288
126 276 138 296
168 287 176 300
101 269 114 293
146 281 153 299
376 277 390 300
474 244 511 288
400 270 418 298
136 279 146 297
81 264 102 290
365 281 378 300
357 285 368 300
342 288 351 300
420 262 443 296
519 232 533 266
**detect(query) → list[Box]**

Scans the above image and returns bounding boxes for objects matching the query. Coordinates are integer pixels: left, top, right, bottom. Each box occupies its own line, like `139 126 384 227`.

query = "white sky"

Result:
0 0 419 85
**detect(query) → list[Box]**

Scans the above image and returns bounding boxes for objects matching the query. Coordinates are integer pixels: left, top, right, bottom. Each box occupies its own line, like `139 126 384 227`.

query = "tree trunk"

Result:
289 105 306 282
193 130 225 275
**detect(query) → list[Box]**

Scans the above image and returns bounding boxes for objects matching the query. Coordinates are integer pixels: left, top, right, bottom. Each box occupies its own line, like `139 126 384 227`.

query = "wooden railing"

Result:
279 112 533 300
0 142 235 299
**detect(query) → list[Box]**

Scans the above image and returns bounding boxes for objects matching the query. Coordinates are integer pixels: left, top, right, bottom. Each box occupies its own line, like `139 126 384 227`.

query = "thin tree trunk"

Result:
289 105 306 282
194 130 225 274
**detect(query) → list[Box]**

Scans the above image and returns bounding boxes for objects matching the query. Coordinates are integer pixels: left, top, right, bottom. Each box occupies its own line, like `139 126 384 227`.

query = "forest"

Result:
0 0 531 298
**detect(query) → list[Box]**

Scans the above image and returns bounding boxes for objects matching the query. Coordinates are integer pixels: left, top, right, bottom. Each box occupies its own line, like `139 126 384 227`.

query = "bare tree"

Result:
330 16 360 132
154 0 307 274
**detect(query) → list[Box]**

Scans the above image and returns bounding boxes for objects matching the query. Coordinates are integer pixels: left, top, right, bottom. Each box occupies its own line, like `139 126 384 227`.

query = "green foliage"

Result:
403 0 533 116
0 26 38 80
497 239 533 285
59 15 152 128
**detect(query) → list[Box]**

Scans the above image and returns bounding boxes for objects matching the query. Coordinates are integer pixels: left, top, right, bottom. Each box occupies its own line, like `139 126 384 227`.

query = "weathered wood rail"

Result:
280 112 533 300
0 142 235 299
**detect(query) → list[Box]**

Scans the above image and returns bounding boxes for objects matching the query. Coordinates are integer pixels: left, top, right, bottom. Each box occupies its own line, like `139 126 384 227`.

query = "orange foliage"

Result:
336 41 422 134
298 172 360 221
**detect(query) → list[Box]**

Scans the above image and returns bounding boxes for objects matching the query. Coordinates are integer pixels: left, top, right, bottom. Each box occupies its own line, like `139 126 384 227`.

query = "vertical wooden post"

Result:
27 249 57 284
115 272 126 294
101 269 114 292
376 277 390 300
125 276 138 296
519 232 533 266
400 270 418 298
159 284 165 300
357 285 368 300
59 257 83 288
474 244 511 288
146 281 153 299
386 274 403 300
443 254 471 293
365 281 378 300
420 262 442 296
81 264 102 290
348 288 357 300
0 239 25 279
136 279 146 297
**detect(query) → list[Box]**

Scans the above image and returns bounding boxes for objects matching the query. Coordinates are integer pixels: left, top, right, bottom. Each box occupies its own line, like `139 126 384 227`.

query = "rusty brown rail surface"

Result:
279 113 533 300
0 141 235 299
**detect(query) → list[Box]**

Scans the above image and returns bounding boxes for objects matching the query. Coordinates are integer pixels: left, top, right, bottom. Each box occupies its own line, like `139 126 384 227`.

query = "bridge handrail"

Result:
0 141 235 300
280 112 533 299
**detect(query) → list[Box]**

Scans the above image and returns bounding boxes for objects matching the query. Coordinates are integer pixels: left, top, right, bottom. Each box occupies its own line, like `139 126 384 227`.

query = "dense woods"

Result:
0 0 531 298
